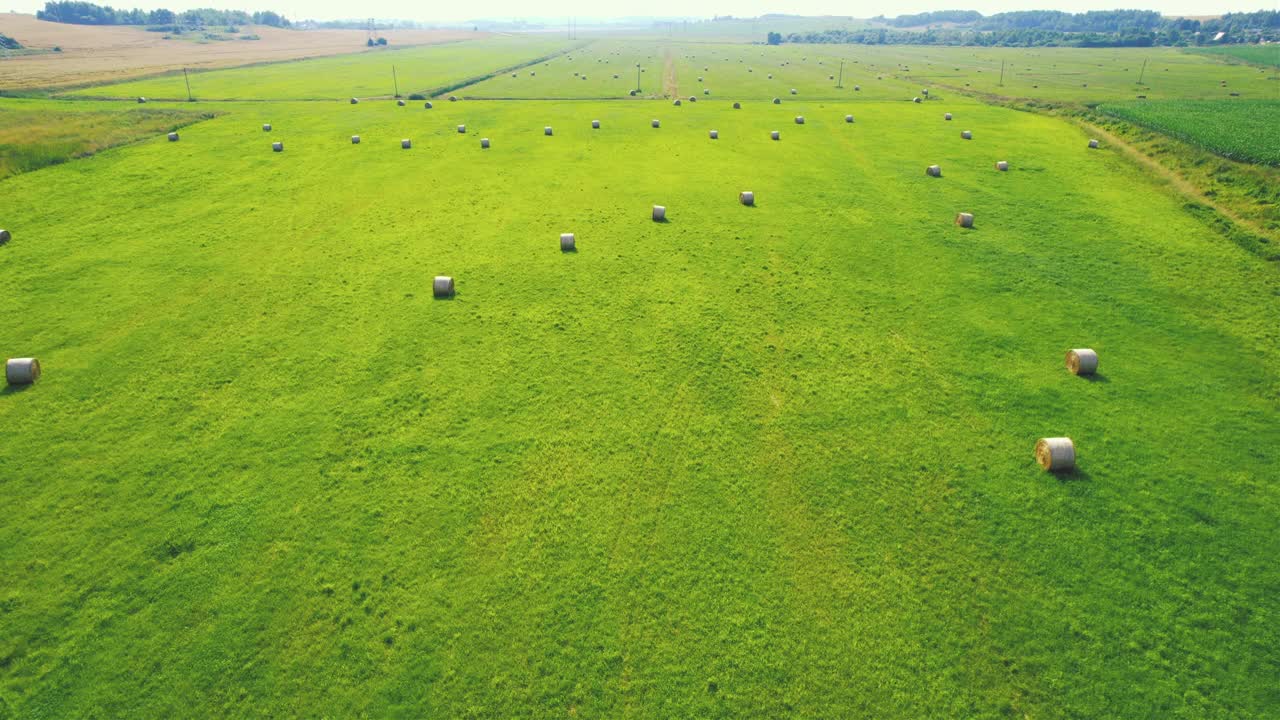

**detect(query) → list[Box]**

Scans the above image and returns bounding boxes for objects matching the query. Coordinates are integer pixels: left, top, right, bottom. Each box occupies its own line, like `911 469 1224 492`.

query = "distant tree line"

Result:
36 2 290 28
793 9 1280 46
0 33 22 49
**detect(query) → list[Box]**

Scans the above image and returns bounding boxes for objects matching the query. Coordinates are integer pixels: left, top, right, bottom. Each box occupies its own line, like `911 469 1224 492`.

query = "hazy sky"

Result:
4 0 1269 24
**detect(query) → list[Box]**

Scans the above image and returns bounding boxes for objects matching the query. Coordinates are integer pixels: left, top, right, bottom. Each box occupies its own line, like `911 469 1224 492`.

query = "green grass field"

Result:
2 37 1279 718
1192 45 1280 69
1099 99 1280 166
63 36 575 101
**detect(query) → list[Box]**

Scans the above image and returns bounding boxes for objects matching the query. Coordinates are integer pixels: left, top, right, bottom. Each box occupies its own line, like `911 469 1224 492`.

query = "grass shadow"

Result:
1052 467 1091 482
1 384 34 397
1079 372 1110 383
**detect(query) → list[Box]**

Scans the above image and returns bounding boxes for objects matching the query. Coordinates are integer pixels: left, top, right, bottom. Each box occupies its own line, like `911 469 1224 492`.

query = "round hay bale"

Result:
995 160 1009 171
560 232 576 251
512 73 518 78
845 115 854 123
351 135 361 144
961 130 972 140
790 88 797 95
768 73 773 79
770 130 780 141
926 164 941 177
531 71 536 76
448 96 458 102
733 102 741 109
794 116 805 124
397 99 406 106
5 358 39 386
168 132 179 142
652 119 660 128
401 139 412 149
613 74 619 79
704 89 710 95
944 113 952 120
263 124 272 132
1065 349 1099 376
922 89 929 96
1088 139 1099 149
433 276 455 298
913 97 922 103
1035 437 1075 472
955 212 974 228
272 141 283 152
481 138 490 149
592 120 600 129
0 229 10 244
137 97 147 104
350 97 359 104
854 85 861 91
545 126 553 136
772 97 781 105
739 191 754 206
424 102 433 109
708 129 720 140
697 76 703 82
688 96 697 102
652 205 666 221
673 99 682 106
457 125 466 134
828 75 834 80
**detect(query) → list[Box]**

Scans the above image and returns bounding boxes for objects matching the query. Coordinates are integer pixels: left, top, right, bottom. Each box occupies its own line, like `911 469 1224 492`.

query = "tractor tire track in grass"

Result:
428 42 590 101
662 48 678 100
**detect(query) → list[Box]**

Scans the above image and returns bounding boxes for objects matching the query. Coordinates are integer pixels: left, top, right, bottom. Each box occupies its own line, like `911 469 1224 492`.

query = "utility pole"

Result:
183 67 193 102
1137 58 1148 85
999 60 1005 86
837 59 844 88
636 63 641 94
392 66 399 98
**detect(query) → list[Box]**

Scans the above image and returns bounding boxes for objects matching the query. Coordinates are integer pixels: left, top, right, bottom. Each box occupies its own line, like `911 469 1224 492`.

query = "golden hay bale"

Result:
652 119 660 128
457 125 466 133
709 130 718 139
262 124 272 131
137 97 147 103
592 120 600 129
350 97 359 104
926 165 941 177
652 205 666 221
944 113 952 120
704 89 710 95
845 115 854 123
1035 437 1075 472
545 126 553 135
1089 139 1099 148
351 135 361 144
996 160 1009 171
168 132 179 142
794 116 805 124
790 88 798 94
560 233 576 251
772 97 781 104
913 97 922 103
272 142 283 152
961 130 973 139
739 191 754 206
397 99 406 106
1065 349 1099 375
5 358 39 385
688 96 697 102
424 102 433 109
770 130 780 140
854 85 861 91
0 229 10 244
401 139 412 149
433 276 455 298
448 96 458 102
481 138 490 148
955 212 974 228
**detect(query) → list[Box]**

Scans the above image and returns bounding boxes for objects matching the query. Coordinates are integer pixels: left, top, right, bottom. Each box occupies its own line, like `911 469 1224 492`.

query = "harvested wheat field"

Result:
0 14 482 91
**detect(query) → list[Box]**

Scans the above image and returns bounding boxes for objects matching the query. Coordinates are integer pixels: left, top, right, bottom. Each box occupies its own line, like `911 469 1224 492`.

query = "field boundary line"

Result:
661 47 677 99
431 40 591 99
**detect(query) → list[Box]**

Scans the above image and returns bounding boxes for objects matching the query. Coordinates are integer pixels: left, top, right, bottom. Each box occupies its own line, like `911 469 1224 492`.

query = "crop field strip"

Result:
1098 99 1280 166
2 86 1278 716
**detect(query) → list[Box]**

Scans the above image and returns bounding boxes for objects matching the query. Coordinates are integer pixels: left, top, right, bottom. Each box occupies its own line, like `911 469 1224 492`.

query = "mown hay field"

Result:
1 40 1278 719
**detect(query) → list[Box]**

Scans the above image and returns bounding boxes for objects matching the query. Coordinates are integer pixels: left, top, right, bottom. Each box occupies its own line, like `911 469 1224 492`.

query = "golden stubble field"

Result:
0 14 485 90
